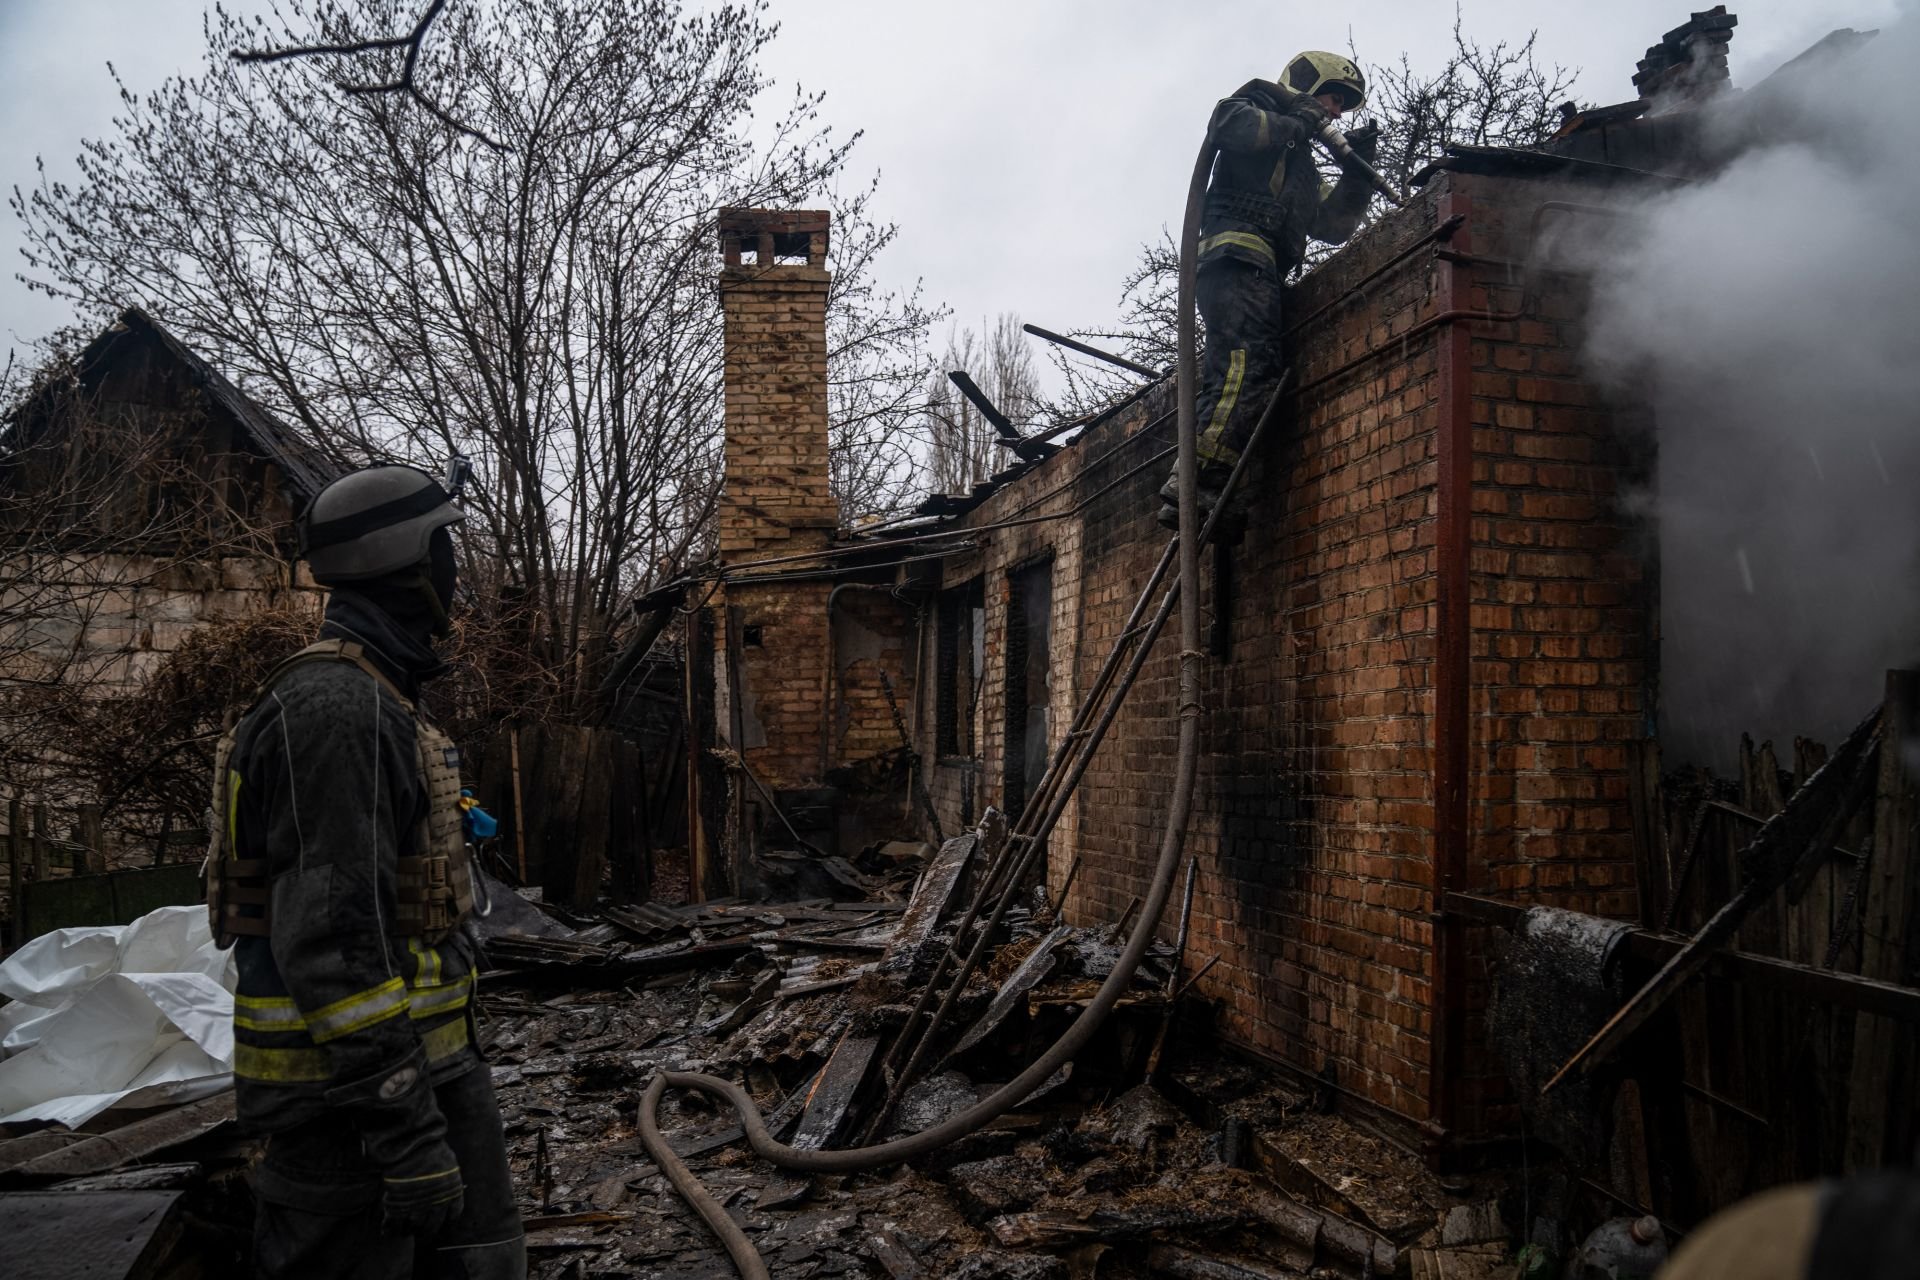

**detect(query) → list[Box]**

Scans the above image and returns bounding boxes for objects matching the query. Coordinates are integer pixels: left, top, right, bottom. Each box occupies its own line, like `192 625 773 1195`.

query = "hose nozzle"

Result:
1316 122 1407 208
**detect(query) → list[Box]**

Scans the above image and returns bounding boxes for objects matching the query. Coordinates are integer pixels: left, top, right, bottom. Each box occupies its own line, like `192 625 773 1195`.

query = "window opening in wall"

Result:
1003 560 1053 818
742 624 764 648
935 579 985 759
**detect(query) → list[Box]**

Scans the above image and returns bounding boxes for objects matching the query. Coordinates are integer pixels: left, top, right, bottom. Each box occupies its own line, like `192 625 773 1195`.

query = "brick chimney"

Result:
716 208 838 562
698 207 842 890
1634 6 1738 106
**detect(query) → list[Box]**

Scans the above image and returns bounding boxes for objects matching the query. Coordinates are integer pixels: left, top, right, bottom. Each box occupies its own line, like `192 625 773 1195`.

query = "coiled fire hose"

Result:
633 127 1225 1280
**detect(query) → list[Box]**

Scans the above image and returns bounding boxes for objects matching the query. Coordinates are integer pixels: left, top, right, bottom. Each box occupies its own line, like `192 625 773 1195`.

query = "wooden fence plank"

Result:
1846 669 1918 1169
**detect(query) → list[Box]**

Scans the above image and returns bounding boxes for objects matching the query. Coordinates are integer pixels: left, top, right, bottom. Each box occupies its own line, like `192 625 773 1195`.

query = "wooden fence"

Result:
1615 668 1918 1224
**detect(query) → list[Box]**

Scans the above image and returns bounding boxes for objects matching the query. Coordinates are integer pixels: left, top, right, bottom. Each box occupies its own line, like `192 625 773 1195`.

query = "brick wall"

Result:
912 169 1653 1144
1451 173 1653 1136
829 587 918 768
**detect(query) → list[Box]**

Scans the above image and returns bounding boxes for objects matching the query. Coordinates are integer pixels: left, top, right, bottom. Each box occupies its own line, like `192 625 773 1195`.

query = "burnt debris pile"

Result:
461 830 1511 1279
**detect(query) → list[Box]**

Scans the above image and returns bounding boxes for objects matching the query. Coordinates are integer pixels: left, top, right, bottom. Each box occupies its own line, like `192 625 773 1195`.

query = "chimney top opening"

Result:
718 207 830 269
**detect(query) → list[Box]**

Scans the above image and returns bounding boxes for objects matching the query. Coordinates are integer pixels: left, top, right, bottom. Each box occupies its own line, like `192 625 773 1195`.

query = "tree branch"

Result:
231 0 505 151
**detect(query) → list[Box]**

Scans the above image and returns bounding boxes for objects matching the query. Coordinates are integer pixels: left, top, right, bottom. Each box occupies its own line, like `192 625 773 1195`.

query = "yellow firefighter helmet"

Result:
1282 50 1368 112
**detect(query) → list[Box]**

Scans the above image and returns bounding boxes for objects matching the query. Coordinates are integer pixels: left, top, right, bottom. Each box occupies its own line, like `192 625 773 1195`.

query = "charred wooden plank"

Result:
947 925 1070 1060
11 1092 235 1182
1147 1246 1305 1280
1847 670 1919 1168
870 833 977 989
987 1202 1250 1248
0 1188 186 1277
791 1031 881 1151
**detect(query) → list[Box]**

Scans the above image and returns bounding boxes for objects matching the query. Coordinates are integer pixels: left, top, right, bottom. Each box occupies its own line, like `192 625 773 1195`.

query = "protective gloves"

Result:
380 1138 466 1239
1343 120 1381 164
1287 95 1333 134
327 1048 467 1239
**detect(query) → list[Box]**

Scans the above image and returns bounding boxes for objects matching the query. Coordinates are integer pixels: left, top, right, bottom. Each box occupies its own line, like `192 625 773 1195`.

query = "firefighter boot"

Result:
1156 465 1235 535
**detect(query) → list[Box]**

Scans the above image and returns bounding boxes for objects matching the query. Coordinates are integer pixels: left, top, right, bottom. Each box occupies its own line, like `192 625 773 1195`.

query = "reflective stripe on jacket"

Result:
233 944 474 1086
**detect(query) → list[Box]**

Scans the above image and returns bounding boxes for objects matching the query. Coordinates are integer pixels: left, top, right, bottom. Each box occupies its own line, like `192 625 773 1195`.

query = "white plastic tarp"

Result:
0 904 235 1128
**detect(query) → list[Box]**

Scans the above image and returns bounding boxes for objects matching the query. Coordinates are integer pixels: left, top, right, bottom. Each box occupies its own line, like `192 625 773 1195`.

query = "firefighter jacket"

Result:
216 590 478 1134
1198 79 1374 276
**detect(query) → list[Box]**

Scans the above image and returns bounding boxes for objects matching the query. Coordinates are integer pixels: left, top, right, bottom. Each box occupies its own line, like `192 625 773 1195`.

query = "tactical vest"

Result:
205 639 474 948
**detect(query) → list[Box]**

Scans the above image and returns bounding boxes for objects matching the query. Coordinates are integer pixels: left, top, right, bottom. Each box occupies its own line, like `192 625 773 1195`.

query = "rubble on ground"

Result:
0 846 1532 1278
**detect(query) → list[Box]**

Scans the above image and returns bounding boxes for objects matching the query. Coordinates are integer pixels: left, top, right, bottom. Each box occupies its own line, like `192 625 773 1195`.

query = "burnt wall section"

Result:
914 170 1653 1143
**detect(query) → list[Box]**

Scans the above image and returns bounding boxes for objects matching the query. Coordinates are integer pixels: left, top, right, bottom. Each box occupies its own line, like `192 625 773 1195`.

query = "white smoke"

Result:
1585 11 1920 768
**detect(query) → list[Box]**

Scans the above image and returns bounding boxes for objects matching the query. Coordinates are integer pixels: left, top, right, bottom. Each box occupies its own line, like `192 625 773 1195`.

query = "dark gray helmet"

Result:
298 464 464 586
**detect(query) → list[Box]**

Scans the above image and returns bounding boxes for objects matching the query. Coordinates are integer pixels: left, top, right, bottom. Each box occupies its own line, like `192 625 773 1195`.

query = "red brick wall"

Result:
912 170 1652 1143
1452 173 1653 1136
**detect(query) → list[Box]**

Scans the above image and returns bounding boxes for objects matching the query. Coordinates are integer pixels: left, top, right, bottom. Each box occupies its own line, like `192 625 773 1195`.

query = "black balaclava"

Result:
357 526 460 643
427 525 458 618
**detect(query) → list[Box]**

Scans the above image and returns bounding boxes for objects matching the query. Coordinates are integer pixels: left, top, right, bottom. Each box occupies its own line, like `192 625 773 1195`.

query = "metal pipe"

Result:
632 128 1222 1274
1022 323 1164 379
1427 187 1476 1156
874 362 1290 1136
875 538 1170 1089
972 539 1180 905
878 567 1183 1117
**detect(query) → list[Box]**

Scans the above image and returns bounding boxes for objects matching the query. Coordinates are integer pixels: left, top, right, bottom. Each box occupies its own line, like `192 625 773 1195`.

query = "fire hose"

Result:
635 107 1346 1277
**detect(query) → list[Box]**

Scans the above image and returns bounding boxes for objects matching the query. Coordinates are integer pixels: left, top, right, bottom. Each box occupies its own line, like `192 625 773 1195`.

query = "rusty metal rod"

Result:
1022 323 1165 379
873 540 1177 1097
947 370 1023 441
972 540 1177 909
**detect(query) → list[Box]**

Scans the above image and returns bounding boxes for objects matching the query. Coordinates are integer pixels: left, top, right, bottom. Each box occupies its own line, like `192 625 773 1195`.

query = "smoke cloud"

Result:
1584 11 1920 768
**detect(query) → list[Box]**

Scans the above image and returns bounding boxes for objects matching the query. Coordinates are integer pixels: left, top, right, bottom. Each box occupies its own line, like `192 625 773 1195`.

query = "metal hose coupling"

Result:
1315 122 1408 208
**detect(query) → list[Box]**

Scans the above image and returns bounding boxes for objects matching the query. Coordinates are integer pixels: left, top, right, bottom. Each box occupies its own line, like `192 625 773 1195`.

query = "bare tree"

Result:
925 314 1041 496
14 0 934 721
1353 13 1577 223
827 180 945 526
1045 230 1184 419
232 0 504 148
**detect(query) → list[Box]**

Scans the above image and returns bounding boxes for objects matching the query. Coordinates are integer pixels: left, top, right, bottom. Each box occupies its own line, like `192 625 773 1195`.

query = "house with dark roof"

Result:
0 305 337 747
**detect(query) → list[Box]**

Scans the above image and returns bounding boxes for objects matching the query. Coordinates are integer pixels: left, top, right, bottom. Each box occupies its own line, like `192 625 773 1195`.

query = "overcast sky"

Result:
0 0 1895 368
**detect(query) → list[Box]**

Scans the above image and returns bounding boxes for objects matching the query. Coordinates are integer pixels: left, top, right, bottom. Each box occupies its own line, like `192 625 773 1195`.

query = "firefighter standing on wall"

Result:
207 463 525 1278
1159 51 1382 529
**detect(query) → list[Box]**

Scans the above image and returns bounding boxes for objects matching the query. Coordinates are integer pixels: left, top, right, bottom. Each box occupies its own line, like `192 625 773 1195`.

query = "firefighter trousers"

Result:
1193 256 1287 474
252 1060 526 1279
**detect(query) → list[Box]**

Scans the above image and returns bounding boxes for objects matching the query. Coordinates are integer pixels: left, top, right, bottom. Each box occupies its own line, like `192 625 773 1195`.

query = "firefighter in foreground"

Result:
207 463 525 1278
1159 50 1382 530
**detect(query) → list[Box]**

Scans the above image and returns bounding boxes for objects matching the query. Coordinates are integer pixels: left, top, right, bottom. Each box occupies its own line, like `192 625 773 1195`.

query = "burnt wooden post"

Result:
1846 668 1918 1169
684 609 711 904
77 805 104 876
7 795 21 947
30 804 49 882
